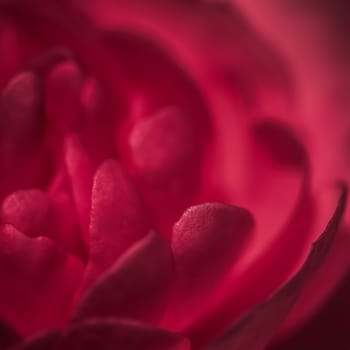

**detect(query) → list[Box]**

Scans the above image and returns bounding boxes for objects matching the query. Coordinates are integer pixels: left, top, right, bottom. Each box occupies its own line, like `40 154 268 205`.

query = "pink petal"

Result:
47 170 86 258
0 22 20 90
204 185 346 350
0 319 21 349
163 202 254 328
44 61 83 132
0 224 84 336
1 186 85 259
1 189 50 238
0 72 48 200
64 135 94 251
186 121 313 347
59 318 190 350
80 159 150 290
129 107 199 185
128 107 203 236
252 120 307 168
10 331 60 350
73 231 173 324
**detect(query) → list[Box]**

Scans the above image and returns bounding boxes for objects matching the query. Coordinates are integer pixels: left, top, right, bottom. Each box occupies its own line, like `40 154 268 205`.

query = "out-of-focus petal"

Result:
127 106 204 237
0 319 21 349
10 331 60 350
58 318 190 350
0 72 48 200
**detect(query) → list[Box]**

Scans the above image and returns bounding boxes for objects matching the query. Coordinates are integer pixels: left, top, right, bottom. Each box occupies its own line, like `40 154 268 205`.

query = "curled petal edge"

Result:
204 183 347 350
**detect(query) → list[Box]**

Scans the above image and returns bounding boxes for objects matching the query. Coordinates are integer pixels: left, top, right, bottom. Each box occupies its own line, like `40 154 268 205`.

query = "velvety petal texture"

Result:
0 1 349 349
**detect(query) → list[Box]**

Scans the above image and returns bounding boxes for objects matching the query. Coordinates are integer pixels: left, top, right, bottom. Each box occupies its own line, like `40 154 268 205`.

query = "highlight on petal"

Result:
0 224 84 336
59 318 190 350
204 184 347 350
80 159 150 290
73 231 173 324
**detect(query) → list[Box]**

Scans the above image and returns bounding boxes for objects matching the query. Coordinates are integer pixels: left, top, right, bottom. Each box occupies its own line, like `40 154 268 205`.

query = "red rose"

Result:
0 1 349 350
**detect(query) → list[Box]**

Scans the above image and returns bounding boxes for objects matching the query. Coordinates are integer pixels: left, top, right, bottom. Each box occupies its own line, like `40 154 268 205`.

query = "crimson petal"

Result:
59 318 189 350
204 184 347 350
73 231 173 324
0 224 84 336
1 189 50 238
164 202 253 328
80 159 150 290
45 61 83 131
64 135 94 251
0 72 47 200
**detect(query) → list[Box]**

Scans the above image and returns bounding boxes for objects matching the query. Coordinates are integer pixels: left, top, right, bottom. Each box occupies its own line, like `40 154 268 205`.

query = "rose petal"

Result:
0 72 48 199
268 270 350 350
128 107 202 235
1 185 85 259
45 61 83 131
1 189 50 238
47 170 86 258
278 225 350 334
129 107 199 184
204 184 347 350
252 120 307 168
73 231 173 324
0 22 20 90
186 120 313 347
81 159 150 290
0 224 84 336
163 202 254 328
64 135 94 251
0 319 21 349
59 318 190 350
10 331 60 350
